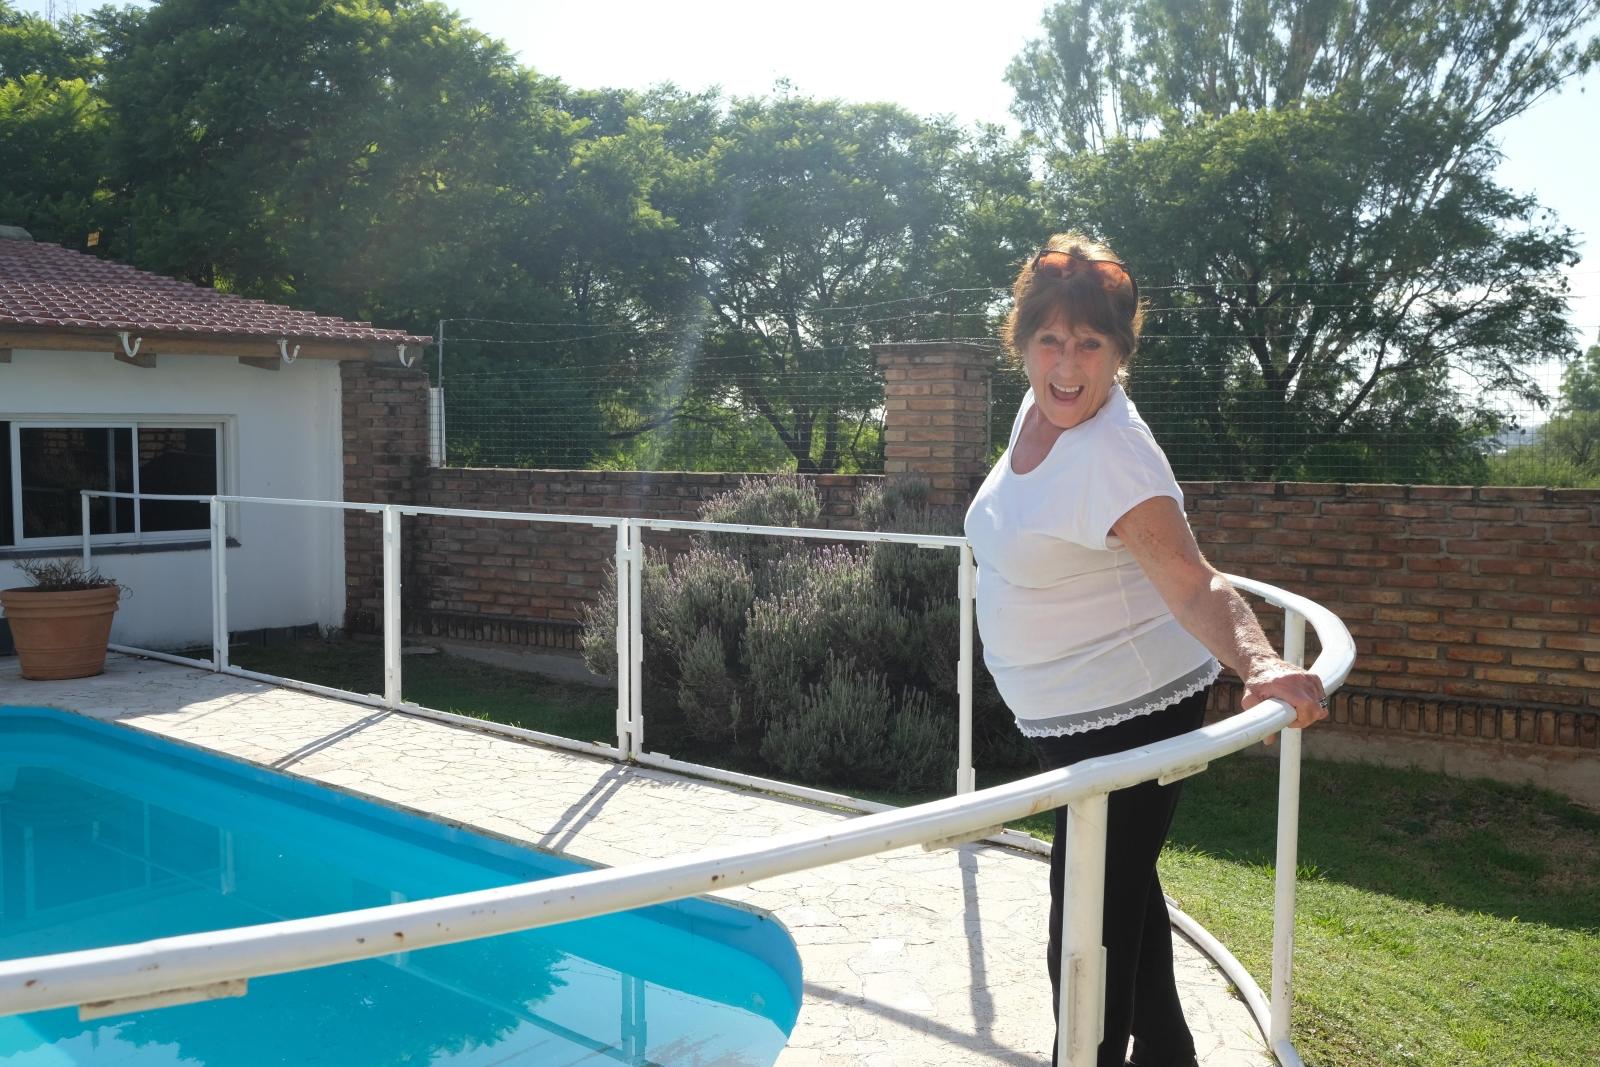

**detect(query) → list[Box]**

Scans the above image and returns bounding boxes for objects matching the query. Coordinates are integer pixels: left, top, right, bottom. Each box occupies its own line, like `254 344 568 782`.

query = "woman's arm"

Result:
1111 496 1329 738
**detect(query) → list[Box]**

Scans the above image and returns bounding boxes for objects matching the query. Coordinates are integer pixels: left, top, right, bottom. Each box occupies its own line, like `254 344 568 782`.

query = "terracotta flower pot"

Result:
0 584 121 680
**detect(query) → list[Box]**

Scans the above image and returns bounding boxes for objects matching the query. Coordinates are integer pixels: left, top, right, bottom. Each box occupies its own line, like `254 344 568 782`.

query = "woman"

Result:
964 233 1328 1067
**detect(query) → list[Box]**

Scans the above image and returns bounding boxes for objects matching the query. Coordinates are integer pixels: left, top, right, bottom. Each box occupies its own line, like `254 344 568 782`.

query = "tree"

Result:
638 91 1040 473
95 0 604 333
85 0 694 473
0 3 110 246
1559 343 1600 414
7 3 1049 475
0 1 100 82
87 4 748 470
430 89 1043 474
1008 0 1598 480
1009 0 1600 154
1540 343 1600 471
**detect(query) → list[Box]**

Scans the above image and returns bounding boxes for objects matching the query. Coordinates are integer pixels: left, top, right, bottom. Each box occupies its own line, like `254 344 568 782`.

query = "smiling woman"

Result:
965 232 1330 1067
1004 238 1144 448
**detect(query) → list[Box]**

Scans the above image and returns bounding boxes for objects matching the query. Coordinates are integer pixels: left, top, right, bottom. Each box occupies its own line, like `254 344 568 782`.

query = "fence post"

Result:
382 505 402 707
957 542 976 794
427 387 446 468
1270 609 1307 1050
614 522 632 755
80 492 92 568
1058 791 1110 1067
627 522 645 759
210 496 229 671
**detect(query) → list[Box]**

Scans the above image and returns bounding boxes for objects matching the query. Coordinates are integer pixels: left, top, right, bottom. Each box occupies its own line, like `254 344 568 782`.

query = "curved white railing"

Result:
0 492 1354 1066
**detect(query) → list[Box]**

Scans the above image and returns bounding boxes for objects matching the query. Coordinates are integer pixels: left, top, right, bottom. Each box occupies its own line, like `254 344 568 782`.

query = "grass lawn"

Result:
229 638 616 744
1160 763 1597 1067
231 637 1600 1067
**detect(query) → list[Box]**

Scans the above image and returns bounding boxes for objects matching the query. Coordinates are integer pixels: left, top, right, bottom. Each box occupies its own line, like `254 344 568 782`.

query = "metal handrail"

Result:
22 490 1354 1066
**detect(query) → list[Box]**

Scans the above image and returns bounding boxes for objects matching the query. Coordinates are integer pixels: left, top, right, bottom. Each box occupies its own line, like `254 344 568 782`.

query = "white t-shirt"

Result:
963 384 1218 737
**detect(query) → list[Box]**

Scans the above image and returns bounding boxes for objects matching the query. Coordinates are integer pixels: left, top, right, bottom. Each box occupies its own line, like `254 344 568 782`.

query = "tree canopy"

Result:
0 3 108 245
1539 343 1600 476
2 0 1596 479
635 92 1037 471
1010 0 1598 480
1009 0 1600 153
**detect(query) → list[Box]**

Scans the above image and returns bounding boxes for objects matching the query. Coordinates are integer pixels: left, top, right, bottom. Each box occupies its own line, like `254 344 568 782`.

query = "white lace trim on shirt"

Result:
1015 659 1222 739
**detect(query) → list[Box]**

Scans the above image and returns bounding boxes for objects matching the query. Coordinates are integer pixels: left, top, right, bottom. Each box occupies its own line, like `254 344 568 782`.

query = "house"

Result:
0 226 432 651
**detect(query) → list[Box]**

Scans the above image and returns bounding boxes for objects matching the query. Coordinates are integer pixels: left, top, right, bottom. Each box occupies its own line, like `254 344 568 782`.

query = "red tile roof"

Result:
0 237 433 346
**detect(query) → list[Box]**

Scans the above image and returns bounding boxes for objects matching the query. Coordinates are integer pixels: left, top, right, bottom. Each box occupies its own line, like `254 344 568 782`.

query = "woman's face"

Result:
1022 310 1123 431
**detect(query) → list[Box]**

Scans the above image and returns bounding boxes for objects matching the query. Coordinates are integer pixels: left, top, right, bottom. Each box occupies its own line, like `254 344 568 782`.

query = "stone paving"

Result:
0 655 1275 1066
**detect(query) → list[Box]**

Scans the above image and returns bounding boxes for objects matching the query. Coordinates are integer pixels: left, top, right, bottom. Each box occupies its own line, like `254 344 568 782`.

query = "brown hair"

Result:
1002 232 1143 377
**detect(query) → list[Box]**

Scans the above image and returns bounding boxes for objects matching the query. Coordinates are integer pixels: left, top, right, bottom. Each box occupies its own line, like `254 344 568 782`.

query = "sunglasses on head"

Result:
1031 249 1138 303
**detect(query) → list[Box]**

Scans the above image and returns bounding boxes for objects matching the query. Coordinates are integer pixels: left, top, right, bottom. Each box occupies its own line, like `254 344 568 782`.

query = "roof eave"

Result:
0 326 432 364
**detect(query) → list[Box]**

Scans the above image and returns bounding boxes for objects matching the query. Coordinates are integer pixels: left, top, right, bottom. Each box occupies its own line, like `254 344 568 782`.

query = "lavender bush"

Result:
582 476 1027 792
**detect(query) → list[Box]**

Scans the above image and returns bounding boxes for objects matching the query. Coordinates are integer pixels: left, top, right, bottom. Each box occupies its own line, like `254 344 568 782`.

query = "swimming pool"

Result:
0 706 802 1065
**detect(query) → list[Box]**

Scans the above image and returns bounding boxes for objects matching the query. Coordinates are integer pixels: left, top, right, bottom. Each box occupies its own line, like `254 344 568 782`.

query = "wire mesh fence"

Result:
443 367 890 474
436 292 1598 486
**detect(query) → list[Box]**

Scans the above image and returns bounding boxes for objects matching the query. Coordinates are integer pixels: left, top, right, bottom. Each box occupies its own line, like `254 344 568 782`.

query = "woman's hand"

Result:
1240 657 1328 745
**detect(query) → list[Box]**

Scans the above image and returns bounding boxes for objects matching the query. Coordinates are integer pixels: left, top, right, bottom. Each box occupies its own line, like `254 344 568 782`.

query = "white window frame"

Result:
6 418 227 549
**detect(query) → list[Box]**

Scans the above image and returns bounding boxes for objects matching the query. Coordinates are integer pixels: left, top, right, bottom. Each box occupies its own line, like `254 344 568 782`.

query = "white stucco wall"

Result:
1 348 346 650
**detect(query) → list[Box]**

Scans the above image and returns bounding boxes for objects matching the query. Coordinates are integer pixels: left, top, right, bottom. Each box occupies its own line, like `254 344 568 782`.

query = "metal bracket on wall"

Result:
113 332 154 368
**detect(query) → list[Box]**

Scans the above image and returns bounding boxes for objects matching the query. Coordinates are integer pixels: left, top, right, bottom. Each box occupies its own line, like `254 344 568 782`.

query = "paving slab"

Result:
0 655 1275 1066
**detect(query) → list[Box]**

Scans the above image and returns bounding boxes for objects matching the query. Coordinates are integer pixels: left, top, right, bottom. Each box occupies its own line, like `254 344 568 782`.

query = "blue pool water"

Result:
0 706 801 1066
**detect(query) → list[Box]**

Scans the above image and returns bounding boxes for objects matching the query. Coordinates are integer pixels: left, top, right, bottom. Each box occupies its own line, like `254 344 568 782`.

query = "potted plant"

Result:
0 558 126 680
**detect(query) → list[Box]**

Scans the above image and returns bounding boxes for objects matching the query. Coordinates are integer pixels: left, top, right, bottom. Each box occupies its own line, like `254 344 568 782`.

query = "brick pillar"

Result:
340 359 431 633
873 341 994 507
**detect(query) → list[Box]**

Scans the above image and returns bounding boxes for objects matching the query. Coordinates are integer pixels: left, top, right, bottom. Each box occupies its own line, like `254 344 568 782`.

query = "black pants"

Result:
1031 687 1208 1067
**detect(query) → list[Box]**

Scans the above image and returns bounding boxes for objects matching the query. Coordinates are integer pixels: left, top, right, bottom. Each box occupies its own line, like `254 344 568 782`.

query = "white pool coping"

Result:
0 654 1274 1066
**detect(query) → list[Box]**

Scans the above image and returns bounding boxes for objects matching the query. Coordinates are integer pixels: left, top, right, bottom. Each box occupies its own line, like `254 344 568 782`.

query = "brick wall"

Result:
384 465 1600 716
1185 482 1599 762
876 342 992 505
403 467 876 644
336 356 1598 792
339 360 430 632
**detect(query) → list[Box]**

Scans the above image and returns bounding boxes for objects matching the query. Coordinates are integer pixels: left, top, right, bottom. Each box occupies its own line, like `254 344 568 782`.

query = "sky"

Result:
19 0 1600 349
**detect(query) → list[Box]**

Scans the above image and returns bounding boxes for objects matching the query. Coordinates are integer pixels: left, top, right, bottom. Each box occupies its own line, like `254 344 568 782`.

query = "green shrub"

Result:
657 546 755 654
885 688 956 793
675 625 744 741
856 480 1032 771
579 550 675 683
760 654 894 785
760 656 956 793
1483 448 1600 488
582 475 1033 793
700 473 822 577
701 473 822 528
578 570 619 678
858 479 959 611
743 545 879 725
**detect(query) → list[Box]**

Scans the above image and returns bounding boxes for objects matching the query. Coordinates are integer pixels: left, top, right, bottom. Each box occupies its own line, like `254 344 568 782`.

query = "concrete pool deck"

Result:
1 654 1275 1066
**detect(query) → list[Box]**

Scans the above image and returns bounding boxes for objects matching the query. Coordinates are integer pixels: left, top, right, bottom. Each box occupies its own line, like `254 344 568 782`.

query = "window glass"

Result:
19 427 134 538
0 422 12 547
11 424 218 541
138 427 217 532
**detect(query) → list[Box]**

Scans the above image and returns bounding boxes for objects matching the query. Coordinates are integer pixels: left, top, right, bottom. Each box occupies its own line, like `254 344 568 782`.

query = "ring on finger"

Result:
1316 697 1329 709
